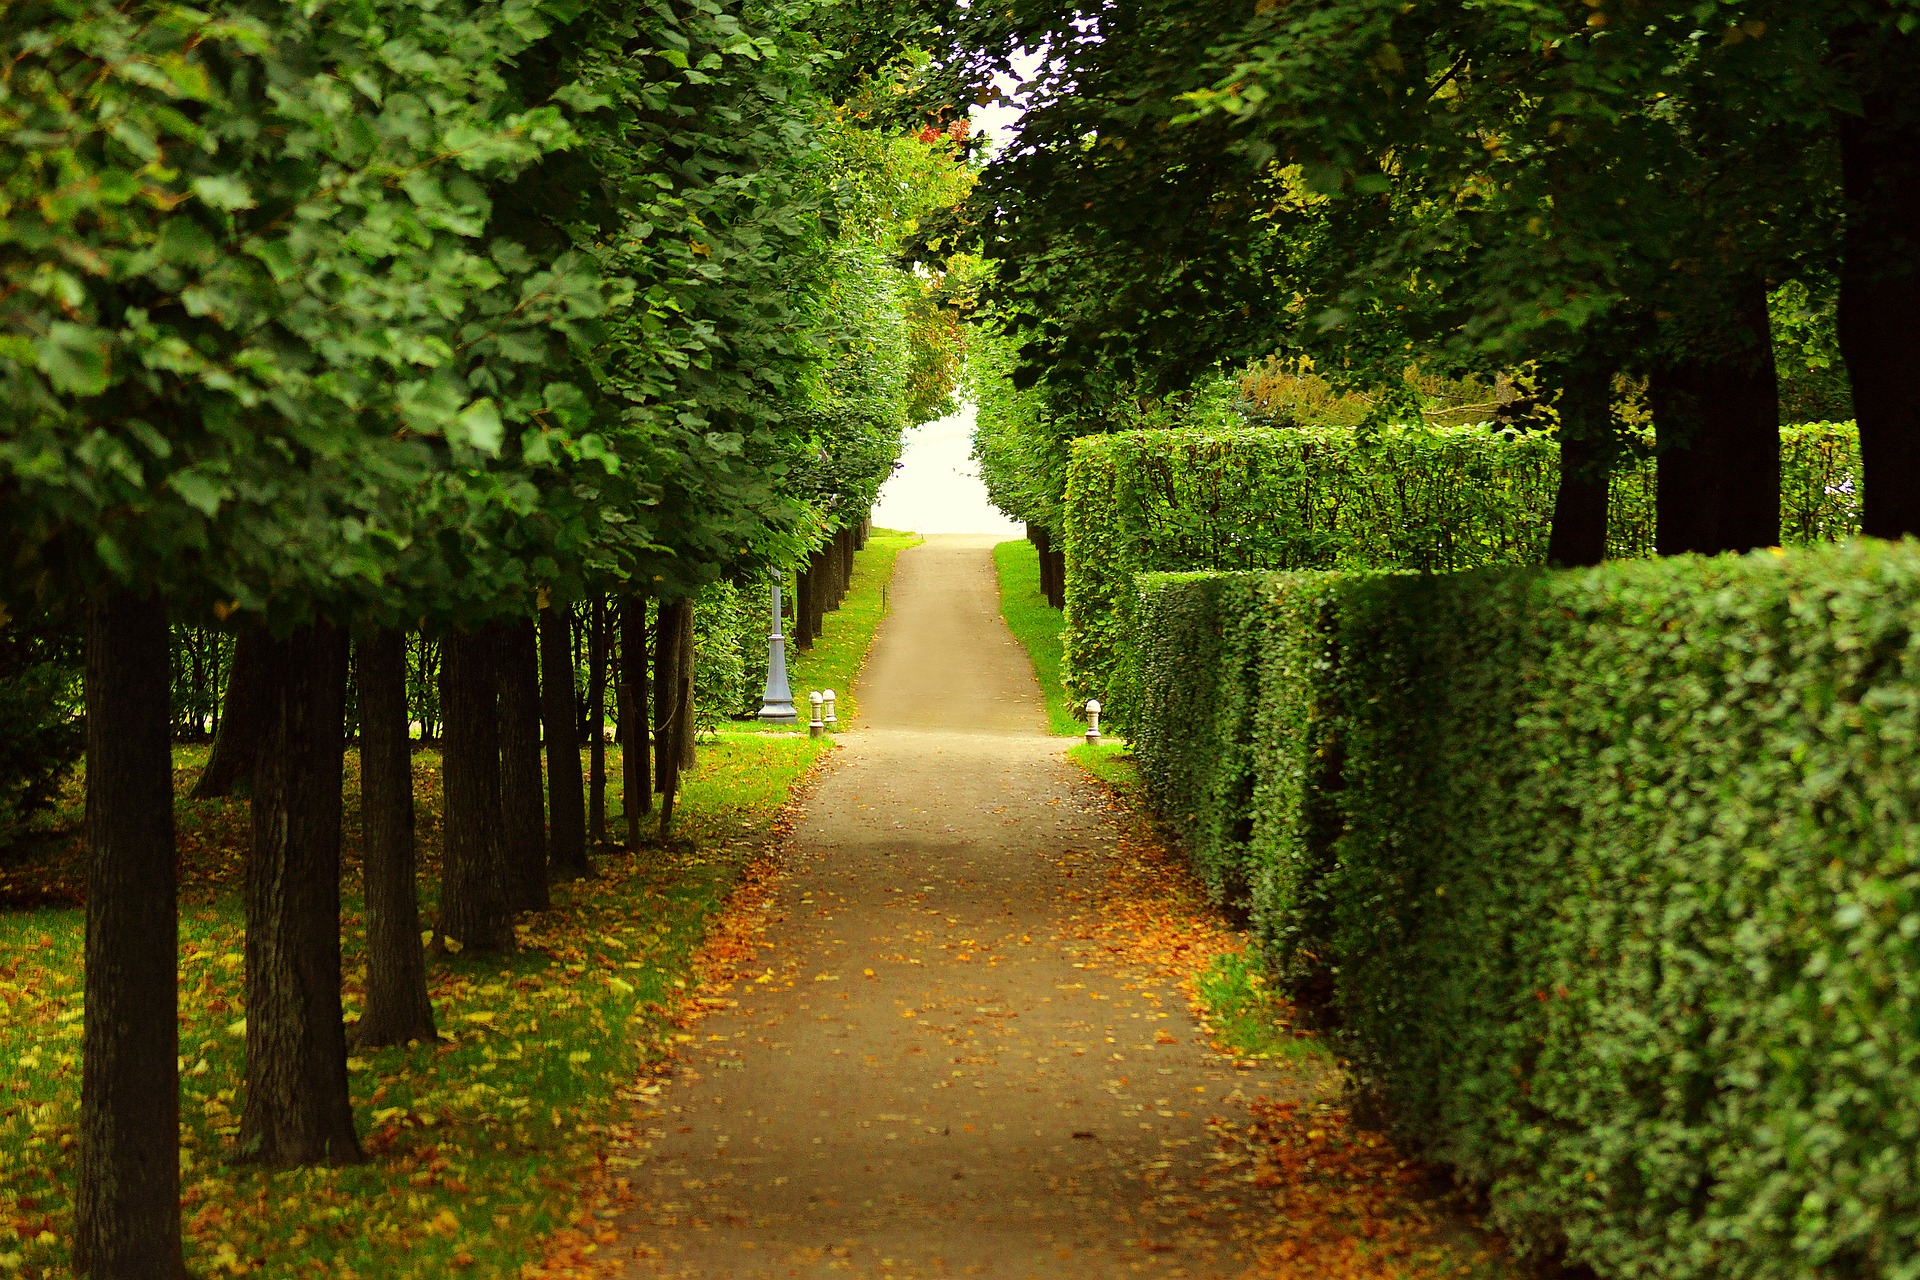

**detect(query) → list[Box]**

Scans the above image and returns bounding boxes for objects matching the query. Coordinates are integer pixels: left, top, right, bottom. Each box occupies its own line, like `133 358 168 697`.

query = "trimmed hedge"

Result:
1068 422 1862 722
1127 541 1920 1278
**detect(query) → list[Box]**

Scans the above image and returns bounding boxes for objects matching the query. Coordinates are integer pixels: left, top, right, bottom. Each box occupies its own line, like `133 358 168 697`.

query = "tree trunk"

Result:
678 602 697 772
1653 277 1781 556
793 562 814 649
539 604 590 881
352 629 435 1050
1838 27 1920 540
191 625 267 799
655 599 695 841
587 595 608 846
498 617 548 912
1546 362 1618 568
241 621 363 1168
1030 525 1055 603
76 593 183 1278
807 548 829 638
839 528 855 605
437 628 513 954
619 595 652 844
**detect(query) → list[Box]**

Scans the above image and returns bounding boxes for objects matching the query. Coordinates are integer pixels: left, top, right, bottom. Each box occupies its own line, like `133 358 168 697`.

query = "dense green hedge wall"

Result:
1127 541 1920 1278
1068 422 1861 721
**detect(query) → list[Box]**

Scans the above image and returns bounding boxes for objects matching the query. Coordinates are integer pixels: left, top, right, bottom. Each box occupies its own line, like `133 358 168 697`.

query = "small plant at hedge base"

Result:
1194 951 1319 1067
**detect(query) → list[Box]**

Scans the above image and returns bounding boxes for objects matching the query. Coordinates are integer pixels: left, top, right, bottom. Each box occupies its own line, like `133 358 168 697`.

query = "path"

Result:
612 536 1301 1278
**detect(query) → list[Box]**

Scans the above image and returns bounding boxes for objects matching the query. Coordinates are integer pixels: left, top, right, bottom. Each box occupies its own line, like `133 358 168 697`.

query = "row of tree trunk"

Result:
1026 524 1067 609
76 591 704 1272
790 522 868 649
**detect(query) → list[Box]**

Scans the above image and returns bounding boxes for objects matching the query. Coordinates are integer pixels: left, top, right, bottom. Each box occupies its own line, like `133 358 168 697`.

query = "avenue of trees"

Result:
0 1 968 1271
944 0 1917 573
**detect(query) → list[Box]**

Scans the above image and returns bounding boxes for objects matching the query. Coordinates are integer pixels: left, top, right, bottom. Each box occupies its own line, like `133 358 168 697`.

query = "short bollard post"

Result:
809 691 825 739
1084 698 1102 745
822 689 838 726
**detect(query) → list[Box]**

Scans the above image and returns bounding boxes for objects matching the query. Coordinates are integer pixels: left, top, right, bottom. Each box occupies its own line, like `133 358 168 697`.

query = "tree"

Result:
539 604 591 880
74 593 180 1276
241 623 362 1167
352 630 437 1050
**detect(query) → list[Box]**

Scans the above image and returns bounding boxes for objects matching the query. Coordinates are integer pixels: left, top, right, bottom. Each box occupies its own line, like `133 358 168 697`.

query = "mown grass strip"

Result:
0 537 907 1279
992 539 1082 736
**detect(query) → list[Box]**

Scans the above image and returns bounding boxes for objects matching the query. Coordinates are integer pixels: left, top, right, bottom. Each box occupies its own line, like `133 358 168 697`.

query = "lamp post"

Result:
757 573 798 724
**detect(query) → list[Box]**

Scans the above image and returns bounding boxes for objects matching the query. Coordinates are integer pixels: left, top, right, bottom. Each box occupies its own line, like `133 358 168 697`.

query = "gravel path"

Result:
612 535 1299 1279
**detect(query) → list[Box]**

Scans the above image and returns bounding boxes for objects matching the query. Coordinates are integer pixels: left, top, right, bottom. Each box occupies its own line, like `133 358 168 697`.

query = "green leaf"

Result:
168 470 228 517
452 399 505 456
190 176 256 211
35 325 112 397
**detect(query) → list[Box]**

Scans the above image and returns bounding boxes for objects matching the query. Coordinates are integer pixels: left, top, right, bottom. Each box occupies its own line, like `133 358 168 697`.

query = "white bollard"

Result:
809 691 825 739
822 689 838 726
1085 699 1102 745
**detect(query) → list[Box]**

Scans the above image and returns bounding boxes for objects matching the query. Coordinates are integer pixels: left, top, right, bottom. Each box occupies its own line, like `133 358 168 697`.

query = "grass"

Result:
1065 739 1137 789
0 535 908 1279
735 528 919 734
1192 950 1319 1066
991 539 1081 736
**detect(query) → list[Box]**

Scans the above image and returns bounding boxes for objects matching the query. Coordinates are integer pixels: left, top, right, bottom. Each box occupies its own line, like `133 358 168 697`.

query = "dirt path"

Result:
611 536 1305 1279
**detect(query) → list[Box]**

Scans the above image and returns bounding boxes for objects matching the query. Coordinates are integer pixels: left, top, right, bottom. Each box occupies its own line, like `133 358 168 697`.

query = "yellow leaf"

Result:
225 1018 246 1038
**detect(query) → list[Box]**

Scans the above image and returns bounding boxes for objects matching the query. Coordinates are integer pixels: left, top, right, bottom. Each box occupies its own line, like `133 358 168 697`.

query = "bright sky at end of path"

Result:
873 404 1022 537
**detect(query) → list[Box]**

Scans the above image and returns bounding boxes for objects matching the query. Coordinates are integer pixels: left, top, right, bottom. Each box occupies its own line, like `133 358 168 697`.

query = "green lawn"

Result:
0 536 909 1278
991 539 1083 737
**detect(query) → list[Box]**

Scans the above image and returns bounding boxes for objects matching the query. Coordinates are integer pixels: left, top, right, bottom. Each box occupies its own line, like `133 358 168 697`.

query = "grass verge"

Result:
0 539 906 1279
737 529 919 733
991 540 1081 736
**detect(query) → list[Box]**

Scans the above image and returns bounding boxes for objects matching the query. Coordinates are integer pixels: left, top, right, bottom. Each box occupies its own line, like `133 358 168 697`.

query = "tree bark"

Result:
191 625 267 799
241 621 363 1168
1546 362 1618 568
677 602 697 772
587 595 608 846
1653 276 1781 556
793 562 814 649
437 627 514 954
76 593 183 1278
498 617 548 912
618 595 652 844
1029 525 1055 603
654 598 695 840
539 604 591 881
352 629 436 1050
1838 27 1920 540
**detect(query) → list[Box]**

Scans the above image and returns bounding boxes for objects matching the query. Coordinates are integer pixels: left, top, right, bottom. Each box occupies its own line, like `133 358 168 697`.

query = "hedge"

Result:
1067 422 1862 722
1126 540 1920 1278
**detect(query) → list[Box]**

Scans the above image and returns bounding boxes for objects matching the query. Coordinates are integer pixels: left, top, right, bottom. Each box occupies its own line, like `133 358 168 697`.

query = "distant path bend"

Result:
614 535 1290 1279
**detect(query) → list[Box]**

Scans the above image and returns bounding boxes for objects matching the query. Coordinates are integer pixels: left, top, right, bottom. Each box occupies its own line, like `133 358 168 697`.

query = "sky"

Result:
872 403 1022 537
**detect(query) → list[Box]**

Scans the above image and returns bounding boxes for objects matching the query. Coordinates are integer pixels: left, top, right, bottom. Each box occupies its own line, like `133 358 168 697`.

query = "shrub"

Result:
0 615 83 852
1126 541 1920 1278
1066 422 1861 722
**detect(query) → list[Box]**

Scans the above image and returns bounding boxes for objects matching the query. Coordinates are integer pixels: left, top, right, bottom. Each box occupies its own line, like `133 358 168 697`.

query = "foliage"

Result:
990 540 1079 735
1127 541 1920 1276
0 617 82 855
1066 422 1863 721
